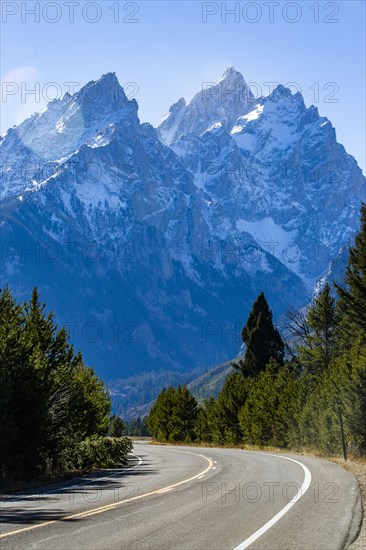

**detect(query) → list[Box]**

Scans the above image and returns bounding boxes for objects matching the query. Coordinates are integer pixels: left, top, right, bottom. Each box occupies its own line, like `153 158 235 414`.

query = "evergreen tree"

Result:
234 292 284 376
194 397 216 443
147 386 176 441
169 386 198 442
108 415 126 437
124 417 150 437
70 363 110 439
335 203 366 343
147 385 198 442
297 283 337 374
0 288 37 479
239 360 297 447
328 338 366 455
0 288 114 482
214 371 251 444
23 288 56 358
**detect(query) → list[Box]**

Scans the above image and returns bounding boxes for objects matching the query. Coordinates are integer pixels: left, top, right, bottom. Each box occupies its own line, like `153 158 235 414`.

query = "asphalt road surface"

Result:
0 442 362 549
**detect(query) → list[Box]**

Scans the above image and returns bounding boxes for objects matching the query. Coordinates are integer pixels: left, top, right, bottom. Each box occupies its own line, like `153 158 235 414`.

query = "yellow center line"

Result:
0 450 214 539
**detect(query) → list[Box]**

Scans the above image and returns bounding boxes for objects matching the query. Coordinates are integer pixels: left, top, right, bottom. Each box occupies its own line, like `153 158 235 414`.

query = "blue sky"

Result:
1 0 365 172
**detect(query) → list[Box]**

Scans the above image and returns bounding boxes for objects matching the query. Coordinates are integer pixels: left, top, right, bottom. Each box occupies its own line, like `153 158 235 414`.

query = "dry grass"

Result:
148 439 362 459
342 459 366 549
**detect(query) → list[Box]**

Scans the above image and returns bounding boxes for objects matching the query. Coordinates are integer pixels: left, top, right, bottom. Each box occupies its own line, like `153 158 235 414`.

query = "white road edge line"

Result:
0 449 213 539
233 452 312 550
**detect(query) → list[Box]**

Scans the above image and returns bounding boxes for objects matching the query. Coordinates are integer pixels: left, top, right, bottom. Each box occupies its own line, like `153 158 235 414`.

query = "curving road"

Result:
0 442 361 549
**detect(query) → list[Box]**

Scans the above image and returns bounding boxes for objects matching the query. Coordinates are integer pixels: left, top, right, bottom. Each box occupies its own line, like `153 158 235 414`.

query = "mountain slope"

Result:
0 69 364 390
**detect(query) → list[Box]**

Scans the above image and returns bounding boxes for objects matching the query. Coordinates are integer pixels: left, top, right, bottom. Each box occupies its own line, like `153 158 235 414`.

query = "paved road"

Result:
0 443 361 549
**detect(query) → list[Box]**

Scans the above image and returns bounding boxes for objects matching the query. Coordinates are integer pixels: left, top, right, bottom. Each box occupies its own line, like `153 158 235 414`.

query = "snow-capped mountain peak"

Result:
157 67 254 145
0 72 140 200
219 65 247 85
73 72 130 111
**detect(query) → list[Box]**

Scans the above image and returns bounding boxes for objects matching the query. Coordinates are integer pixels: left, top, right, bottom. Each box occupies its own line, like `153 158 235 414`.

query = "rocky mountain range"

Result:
1 68 364 405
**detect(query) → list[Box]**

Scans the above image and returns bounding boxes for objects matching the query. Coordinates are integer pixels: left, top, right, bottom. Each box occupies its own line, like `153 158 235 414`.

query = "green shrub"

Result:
72 436 133 470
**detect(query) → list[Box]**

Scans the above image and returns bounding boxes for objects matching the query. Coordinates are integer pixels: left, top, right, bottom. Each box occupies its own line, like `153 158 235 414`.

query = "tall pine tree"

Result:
297 283 337 374
234 292 284 376
335 203 366 343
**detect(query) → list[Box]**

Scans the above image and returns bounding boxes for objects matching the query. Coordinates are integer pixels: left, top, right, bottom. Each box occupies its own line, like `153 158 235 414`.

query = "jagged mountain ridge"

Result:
158 67 364 288
157 67 254 145
0 68 364 386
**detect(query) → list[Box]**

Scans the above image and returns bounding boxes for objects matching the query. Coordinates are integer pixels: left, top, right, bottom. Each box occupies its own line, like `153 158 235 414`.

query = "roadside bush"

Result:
72 436 133 470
